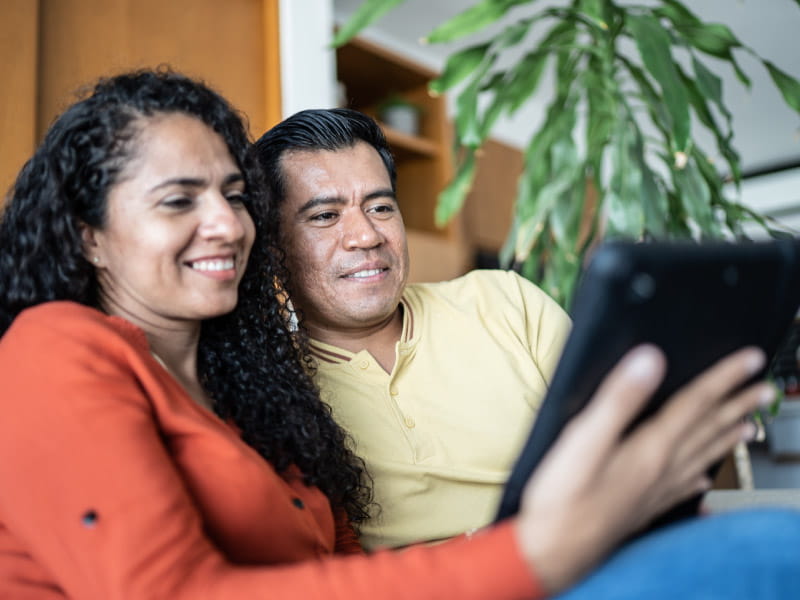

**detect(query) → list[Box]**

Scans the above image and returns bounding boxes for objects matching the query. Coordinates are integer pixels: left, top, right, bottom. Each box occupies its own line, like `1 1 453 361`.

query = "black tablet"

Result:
495 238 800 528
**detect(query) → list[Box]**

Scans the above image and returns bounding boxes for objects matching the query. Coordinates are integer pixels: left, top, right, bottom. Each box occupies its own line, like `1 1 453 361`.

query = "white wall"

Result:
278 0 338 117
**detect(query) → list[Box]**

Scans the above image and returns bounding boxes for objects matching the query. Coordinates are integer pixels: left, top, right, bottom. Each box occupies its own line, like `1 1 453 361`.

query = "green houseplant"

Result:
334 0 800 309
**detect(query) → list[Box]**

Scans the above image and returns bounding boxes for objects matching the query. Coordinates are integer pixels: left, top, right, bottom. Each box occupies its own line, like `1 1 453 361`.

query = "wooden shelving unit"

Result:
335 37 454 238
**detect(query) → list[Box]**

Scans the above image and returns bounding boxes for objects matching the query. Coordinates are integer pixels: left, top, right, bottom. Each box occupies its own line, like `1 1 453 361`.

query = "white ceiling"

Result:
333 0 800 175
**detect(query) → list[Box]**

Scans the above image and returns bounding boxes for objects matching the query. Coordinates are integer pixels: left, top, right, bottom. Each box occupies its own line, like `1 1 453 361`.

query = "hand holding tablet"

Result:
498 238 800 533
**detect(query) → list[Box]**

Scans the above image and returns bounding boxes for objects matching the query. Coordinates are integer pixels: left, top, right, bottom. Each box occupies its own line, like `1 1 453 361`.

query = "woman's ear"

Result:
80 222 104 267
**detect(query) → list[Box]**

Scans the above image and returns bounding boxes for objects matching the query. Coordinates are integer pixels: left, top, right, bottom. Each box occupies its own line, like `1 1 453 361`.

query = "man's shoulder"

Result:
405 269 546 304
401 270 564 329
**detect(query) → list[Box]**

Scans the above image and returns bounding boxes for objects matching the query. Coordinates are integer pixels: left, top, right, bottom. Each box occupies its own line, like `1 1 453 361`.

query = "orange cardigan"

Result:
0 302 541 599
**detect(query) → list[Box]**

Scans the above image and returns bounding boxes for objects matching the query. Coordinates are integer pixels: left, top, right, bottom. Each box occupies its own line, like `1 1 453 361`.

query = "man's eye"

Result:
310 211 338 222
369 203 395 215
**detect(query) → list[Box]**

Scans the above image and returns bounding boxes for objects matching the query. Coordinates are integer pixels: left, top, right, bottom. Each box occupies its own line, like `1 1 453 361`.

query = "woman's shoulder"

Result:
3 301 148 354
15 300 104 321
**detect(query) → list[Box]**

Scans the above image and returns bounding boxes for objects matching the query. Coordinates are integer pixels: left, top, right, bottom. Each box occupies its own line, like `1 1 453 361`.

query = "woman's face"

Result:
84 112 255 328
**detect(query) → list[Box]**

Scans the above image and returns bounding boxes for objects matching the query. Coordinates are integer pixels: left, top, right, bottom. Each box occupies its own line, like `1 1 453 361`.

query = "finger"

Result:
574 345 666 460
677 422 752 492
662 346 766 427
655 474 713 519
671 382 774 466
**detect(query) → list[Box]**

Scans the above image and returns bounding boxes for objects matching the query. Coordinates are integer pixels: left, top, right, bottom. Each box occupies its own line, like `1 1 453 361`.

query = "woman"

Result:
0 69 798 600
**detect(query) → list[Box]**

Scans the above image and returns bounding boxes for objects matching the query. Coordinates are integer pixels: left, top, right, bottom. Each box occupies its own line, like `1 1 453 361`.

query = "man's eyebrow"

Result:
296 188 397 215
296 196 346 214
364 188 396 202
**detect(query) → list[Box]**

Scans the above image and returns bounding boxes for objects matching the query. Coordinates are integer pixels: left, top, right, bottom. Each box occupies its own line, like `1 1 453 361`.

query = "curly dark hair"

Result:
0 68 372 526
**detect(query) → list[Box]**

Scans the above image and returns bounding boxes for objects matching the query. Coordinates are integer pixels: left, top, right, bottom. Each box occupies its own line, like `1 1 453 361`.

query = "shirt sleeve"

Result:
334 509 364 555
0 304 545 600
509 271 572 385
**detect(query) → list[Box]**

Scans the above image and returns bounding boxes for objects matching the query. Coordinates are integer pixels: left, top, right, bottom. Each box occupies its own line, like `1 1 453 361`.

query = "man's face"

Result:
278 141 409 339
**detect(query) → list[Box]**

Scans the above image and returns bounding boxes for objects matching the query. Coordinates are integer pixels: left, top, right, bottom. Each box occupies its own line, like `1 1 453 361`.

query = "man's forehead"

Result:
280 144 389 193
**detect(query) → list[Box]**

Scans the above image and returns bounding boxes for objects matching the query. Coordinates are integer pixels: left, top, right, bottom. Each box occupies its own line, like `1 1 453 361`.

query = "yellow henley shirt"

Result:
310 270 571 550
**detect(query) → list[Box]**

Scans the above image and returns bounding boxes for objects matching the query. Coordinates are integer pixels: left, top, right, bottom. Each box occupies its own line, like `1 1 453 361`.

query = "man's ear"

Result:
80 222 104 267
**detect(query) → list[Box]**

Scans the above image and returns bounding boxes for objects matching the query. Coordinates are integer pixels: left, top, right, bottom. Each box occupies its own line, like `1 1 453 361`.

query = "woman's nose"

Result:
198 195 247 241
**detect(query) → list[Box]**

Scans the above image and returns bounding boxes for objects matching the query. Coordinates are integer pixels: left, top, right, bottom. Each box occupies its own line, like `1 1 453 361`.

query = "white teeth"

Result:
349 269 382 278
190 259 235 272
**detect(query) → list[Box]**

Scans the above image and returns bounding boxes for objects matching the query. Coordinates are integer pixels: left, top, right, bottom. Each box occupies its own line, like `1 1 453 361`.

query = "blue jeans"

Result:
557 508 800 599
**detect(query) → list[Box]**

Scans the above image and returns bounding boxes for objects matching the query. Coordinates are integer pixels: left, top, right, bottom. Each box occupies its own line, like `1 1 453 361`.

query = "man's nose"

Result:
342 209 383 249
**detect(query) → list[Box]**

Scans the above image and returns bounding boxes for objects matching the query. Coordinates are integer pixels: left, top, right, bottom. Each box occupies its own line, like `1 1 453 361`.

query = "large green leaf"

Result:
691 55 730 123
577 0 604 22
549 173 585 248
764 60 800 114
664 189 693 238
425 0 534 44
515 212 548 264
332 0 408 47
519 242 545 284
469 17 570 138
604 114 646 238
430 43 491 95
539 241 581 309
505 50 551 114
627 14 690 151
515 127 580 260
452 53 497 147
477 82 511 140
673 158 719 236
656 0 701 25
521 95 578 198
691 56 737 181
690 146 738 236
668 19 751 87
585 61 615 180
499 215 520 267
672 22 741 57
619 56 672 142
678 65 740 184
505 19 576 115
632 129 669 237
493 15 535 48
435 151 477 226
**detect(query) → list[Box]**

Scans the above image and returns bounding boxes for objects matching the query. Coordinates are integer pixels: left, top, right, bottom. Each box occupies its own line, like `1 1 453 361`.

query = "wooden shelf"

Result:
336 37 435 108
336 37 453 236
381 124 440 159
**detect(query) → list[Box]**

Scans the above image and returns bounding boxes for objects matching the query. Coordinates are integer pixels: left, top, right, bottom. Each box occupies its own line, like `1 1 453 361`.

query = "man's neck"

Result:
309 306 404 374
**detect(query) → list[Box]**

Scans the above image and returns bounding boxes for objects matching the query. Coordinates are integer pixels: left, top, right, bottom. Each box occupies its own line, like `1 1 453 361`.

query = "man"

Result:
255 108 785 553
255 108 571 550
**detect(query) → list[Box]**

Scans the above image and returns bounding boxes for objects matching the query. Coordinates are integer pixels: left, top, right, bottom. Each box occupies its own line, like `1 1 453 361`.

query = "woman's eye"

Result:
226 192 247 205
162 196 193 209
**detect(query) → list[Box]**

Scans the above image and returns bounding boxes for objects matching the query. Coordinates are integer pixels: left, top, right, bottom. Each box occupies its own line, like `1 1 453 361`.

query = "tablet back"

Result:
495 238 800 526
